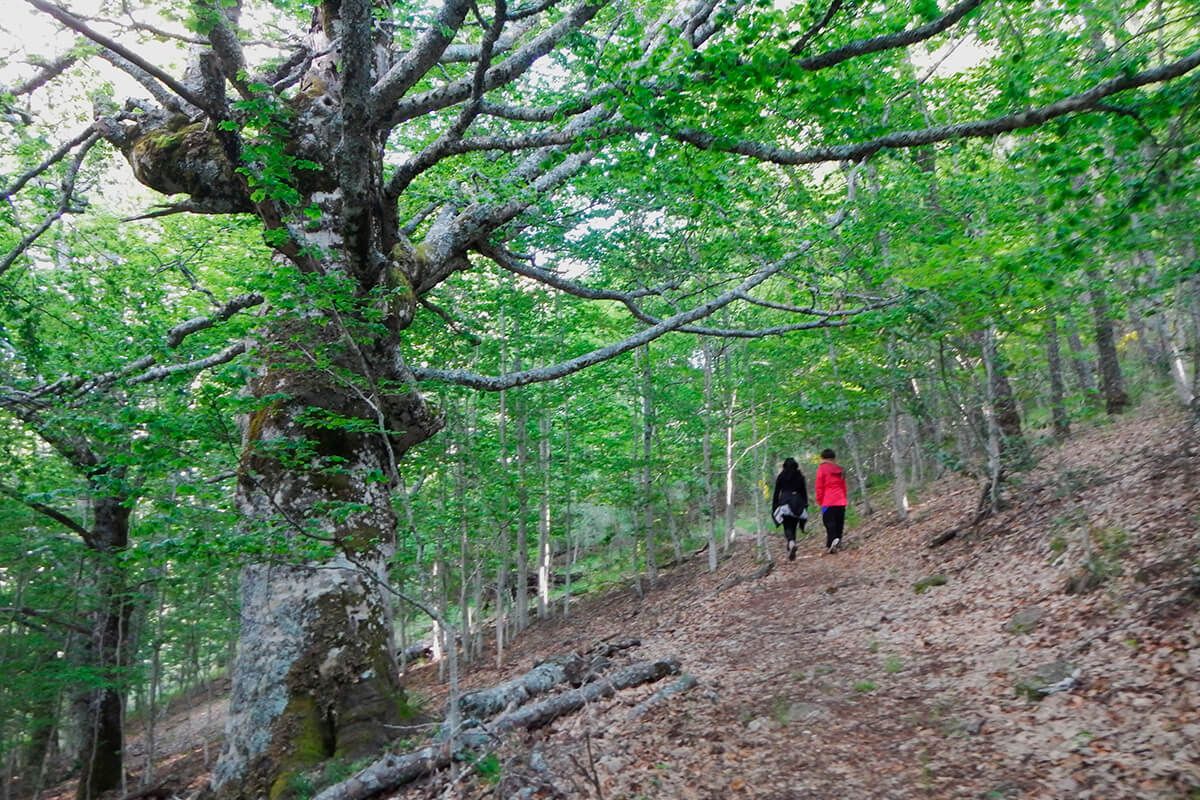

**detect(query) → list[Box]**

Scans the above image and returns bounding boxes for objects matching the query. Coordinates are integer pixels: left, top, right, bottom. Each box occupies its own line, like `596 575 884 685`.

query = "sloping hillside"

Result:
72 402 1200 799
395 401 1199 799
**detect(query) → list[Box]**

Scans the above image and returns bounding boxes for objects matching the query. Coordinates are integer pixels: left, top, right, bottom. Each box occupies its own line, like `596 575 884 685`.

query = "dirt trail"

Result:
403 403 1199 799
57 404 1199 800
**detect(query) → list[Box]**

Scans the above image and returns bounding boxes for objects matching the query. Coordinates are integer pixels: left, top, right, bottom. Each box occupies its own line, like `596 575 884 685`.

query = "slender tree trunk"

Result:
560 415 574 618
701 339 718 572
495 314 510 664
1085 266 1131 414
638 345 656 580
980 328 1005 514
1064 316 1100 403
514 383 530 632
1046 311 1071 440
887 395 909 520
826 334 873 515
723 384 738 549
752 400 769 562
537 411 552 620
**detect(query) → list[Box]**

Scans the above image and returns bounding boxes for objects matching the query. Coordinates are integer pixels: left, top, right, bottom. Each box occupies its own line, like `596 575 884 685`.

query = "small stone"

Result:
1014 660 1079 700
1005 606 1045 635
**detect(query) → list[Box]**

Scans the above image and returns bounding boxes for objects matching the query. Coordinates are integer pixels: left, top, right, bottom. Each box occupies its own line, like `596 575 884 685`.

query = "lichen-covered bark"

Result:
210 307 440 799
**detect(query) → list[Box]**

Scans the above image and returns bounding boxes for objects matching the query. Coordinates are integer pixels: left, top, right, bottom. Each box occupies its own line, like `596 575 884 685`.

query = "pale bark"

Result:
887 395 910 520
515 383 530 632
723 379 739 549
311 658 678 800
537 411 552 620
980 328 1004 515
639 345 657 580
701 338 719 573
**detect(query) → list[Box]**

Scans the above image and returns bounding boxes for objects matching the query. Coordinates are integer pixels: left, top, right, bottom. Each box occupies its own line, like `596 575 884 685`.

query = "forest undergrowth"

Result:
52 400 1200 800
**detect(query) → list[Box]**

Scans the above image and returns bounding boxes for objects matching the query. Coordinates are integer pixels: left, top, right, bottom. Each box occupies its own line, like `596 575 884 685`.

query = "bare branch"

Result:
0 483 95 545
480 243 675 303
94 49 187 110
127 341 248 385
789 0 847 57
411 251 798 390
165 293 265 347
9 50 81 96
438 17 537 62
24 0 210 112
0 605 91 636
672 49 1200 164
384 0 510 200
0 132 100 279
794 0 985 65
381 0 608 126
418 297 483 346
0 125 97 201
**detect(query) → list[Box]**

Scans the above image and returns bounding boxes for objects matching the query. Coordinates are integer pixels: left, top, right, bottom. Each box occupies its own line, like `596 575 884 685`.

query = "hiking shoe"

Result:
787 541 797 561
829 538 840 554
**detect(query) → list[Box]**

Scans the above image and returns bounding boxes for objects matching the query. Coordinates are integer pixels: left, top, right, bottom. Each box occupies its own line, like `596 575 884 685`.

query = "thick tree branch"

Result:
438 17 536 63
24 0 210 112
381 0 608 126
794 0 985 65
371 0 473 116
203 2 254 101
411 251 797 390
383 0 510 200
673 49 1200 165
0 483 95 545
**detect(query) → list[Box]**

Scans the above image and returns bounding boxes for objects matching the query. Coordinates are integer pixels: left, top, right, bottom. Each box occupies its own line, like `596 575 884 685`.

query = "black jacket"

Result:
772 468 808 516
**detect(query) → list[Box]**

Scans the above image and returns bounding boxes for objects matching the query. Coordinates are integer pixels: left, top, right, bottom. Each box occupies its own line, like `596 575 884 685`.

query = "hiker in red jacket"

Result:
815 448 848 554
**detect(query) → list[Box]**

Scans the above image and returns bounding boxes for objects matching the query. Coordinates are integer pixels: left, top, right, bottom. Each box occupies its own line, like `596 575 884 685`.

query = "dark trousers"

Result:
821 506 845 547
782 516 806 545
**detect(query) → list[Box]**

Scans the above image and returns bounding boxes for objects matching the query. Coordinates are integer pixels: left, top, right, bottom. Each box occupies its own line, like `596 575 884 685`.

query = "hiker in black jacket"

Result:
772 457 809 561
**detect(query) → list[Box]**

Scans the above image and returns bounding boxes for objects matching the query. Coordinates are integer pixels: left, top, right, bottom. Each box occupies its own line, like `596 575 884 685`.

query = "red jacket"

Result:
815 461 848 507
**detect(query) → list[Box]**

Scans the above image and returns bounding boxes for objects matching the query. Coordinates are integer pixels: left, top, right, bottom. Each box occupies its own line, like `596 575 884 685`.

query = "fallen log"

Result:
928 528 959 548
459 638 641 720
626 673 698 720
459 657 585 719
311 743 452 800
489 657 681 733
313 658 680 800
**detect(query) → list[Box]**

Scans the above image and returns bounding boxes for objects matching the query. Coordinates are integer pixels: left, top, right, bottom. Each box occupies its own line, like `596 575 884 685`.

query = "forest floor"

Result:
50 400 1200 800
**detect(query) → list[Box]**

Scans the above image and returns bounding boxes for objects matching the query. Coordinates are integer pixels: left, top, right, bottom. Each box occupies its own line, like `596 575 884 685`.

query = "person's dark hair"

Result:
820 448 836 460
782 457 799 471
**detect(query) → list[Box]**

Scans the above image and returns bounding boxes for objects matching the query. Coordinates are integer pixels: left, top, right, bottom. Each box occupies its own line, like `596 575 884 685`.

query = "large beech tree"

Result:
6 0 1200 796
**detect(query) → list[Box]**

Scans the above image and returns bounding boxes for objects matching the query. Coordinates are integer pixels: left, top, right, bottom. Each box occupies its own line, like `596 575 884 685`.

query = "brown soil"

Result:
397 402 1199 799
51 402 1200 799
